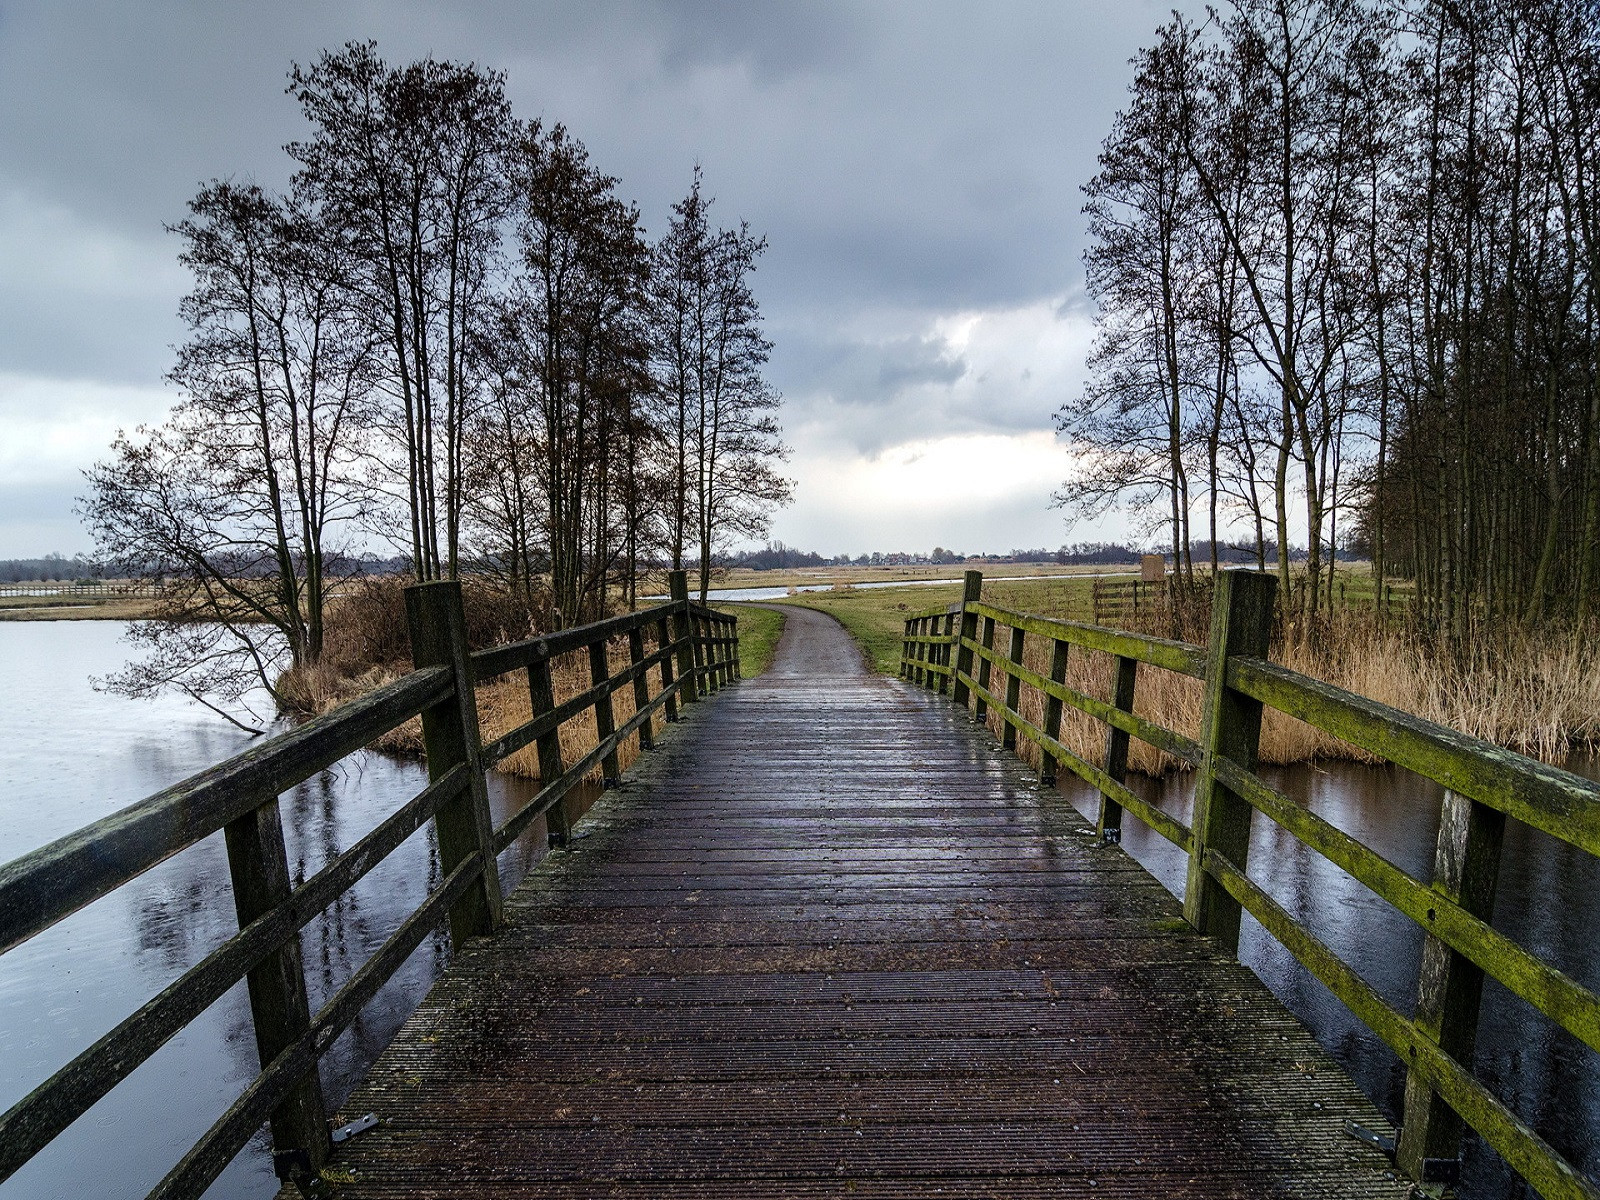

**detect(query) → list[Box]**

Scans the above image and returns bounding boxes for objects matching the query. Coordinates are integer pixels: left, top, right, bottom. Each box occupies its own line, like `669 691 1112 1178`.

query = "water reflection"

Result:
0 623 552 1199
1058 752 1600 1197
3 622 1596 1198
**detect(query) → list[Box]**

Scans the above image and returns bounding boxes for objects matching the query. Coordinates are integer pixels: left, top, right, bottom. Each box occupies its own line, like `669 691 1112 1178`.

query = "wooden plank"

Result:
1097 655 1137 843
407 580 503 945
320 605 1409 1200
0 665 449 957
1183 570 1275 951
969 601 1207 678
223 796 327 1185
1225 655 1600 856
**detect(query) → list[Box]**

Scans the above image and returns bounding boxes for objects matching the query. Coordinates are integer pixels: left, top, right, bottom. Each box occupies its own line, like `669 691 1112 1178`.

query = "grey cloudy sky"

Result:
0 0 1181 559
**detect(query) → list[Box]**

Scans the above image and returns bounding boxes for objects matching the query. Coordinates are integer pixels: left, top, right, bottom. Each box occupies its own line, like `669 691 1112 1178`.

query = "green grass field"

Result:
717 604 786 677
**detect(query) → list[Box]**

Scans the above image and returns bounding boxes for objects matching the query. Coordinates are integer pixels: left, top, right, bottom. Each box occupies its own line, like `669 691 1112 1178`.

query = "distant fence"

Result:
1076 574 1412 630
0 579 167 599
902 570 1598 1199
0 570 737 1198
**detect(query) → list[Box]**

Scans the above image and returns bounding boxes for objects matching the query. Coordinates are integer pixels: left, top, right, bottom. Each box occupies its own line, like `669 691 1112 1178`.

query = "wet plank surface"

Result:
320 606 1409 1198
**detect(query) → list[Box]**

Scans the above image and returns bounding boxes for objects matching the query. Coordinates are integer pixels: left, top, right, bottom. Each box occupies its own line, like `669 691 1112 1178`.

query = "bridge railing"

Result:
0 570 736 1200
902 569 1599 1200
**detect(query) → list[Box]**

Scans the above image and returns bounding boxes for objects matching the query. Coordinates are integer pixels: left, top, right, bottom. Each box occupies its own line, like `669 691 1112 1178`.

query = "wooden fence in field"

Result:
902 569 1599 1199
1082 574 1413 629
0 579 167 599
0 570 737 1199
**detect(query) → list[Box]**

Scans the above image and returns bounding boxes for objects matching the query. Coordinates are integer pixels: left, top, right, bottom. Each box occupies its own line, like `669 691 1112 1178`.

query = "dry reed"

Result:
973 597 1600 777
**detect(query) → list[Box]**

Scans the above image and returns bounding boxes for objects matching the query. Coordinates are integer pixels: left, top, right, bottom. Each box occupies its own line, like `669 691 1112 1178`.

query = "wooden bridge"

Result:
2 570 1597 1199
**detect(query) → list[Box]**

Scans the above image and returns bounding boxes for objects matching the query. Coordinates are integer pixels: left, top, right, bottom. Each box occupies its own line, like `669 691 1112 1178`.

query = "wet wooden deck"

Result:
317 605 1409 1198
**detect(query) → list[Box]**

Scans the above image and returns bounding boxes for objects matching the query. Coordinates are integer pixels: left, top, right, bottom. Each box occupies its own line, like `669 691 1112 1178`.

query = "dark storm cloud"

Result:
0 0 1186 552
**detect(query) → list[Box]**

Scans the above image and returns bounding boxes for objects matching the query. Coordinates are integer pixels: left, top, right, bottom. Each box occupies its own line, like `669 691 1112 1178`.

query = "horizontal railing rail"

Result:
0 569 738 1199
901 568 1599 1200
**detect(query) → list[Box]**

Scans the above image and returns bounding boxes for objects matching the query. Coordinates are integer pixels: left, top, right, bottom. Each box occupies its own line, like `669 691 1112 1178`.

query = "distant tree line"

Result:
1059 0 1600 630
80 43 790 711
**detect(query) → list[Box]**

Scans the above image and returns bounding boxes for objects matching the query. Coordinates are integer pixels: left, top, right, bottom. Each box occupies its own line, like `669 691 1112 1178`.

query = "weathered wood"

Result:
969 601 1208 679
320 606 1408 1200
528 657 571 847
937 611 956 696
1037 637 1068 785
0 666 449 957
1097 655 1138 843
628 627 655 752
1000 624 1025 750
223 799 328 1185
959 671 1194 853
974 615 996 721
951 570 983 707
1183 570 1275 951
1226 655 1600 856
589 638 622 787
405 581 502 945
1398 791 1506 1182
1207 755 1598 1056
670 570 700 704
656 616 680 723
1203 846 1599 1200
0 769 464 1185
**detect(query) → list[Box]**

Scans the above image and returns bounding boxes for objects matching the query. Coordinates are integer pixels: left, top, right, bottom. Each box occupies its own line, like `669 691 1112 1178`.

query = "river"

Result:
0 622 556 1199
0 620 1594 1197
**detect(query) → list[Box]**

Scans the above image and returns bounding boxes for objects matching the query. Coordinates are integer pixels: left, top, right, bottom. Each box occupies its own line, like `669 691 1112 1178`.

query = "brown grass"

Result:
978 599 1600 777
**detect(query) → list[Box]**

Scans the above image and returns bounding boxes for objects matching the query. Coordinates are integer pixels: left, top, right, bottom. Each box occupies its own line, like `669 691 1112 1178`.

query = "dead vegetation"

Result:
985 592 1600 777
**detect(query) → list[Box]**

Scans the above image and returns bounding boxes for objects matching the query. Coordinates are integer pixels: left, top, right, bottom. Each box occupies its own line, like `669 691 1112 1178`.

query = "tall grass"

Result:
988 588 1600 775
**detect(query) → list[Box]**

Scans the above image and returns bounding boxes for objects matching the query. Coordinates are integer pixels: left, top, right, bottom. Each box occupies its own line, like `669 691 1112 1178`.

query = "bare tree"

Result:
80 181 372 724
287 41 513 581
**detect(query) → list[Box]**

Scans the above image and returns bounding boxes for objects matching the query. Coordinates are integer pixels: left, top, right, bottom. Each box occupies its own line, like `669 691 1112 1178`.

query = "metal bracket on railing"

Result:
1342 1119 1395 1158
332 1112 380 1143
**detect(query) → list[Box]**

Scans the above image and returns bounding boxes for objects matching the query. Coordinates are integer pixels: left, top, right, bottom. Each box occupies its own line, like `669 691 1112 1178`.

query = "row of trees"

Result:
1058 0 1600 629
81 43 790 712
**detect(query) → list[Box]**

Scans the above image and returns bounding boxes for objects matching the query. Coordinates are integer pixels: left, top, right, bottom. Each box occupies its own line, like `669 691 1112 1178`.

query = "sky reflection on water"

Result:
1 621 1595 1198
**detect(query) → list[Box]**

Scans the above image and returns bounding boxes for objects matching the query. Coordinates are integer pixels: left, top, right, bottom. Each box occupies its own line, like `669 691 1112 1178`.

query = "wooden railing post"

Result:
1397 791 1506 1183
589 638 622 787
628 626 654 752
974 615 996 722
952 571 983 707
1038 637 1068 785
527 656 572 846
655 615 680 722
732 616 742 679
223 801 328 1184
1096 655 1138 843
406 580 503 944
669 570 699 704
716 615 733 686
1001 624 1026 750
900 619 912 678
1183 569 1276 950
937 610 956 695
912 617 928 686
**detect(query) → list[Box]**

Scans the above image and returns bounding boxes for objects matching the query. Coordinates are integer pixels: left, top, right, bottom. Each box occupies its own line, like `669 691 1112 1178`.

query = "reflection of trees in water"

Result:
1115 759 1598 1196
129 843 233 974
274 758 452 1104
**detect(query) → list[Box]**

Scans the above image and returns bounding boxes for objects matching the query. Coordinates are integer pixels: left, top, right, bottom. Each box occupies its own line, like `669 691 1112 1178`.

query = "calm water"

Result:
1 622 1595 1197
0 622 554 1199
1053 755 1600 1197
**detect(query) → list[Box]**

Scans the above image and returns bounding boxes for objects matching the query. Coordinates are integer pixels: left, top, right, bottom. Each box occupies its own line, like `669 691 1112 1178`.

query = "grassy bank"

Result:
0 595 162 621
717 604 785 677
785 578 1598 770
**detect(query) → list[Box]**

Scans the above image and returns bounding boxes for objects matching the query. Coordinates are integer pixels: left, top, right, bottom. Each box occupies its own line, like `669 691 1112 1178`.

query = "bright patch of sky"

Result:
0 0 1196 558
